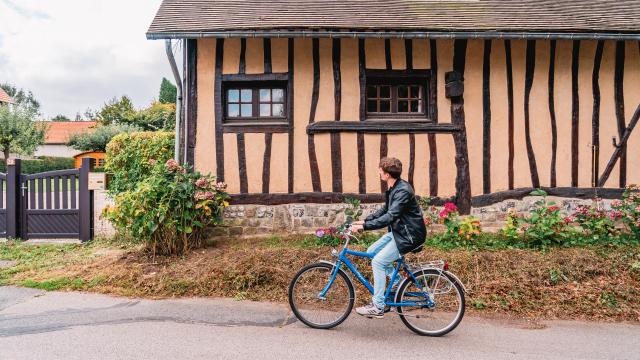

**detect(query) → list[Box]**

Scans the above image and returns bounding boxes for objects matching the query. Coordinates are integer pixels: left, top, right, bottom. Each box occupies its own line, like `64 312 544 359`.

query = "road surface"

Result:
1 286 638 359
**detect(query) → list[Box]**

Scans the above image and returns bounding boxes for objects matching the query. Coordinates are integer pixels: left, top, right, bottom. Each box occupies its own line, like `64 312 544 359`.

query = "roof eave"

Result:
146 29 640 41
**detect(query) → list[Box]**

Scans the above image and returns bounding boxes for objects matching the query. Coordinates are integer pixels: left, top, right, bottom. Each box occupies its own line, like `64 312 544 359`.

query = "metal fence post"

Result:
6 159 22 239
78 158 93 242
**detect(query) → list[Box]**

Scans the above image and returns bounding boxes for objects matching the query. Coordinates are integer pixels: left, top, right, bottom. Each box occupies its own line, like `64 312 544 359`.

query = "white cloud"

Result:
0 0 180 119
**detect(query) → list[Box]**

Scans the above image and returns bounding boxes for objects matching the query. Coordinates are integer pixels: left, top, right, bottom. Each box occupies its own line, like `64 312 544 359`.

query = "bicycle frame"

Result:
319 232 434 308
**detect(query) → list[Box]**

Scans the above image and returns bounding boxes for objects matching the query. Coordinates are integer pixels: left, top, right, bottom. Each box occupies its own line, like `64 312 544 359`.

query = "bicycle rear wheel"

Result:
396 268 465 336
288 262 354 329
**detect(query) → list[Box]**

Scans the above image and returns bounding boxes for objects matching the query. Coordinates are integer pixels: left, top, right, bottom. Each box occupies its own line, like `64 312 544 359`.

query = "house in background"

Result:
0 87 15 106
34 121 97 158
147 0 640 217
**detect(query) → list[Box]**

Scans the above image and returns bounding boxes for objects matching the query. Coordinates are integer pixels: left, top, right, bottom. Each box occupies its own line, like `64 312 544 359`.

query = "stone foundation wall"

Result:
91 193 617 238
214 196 617 237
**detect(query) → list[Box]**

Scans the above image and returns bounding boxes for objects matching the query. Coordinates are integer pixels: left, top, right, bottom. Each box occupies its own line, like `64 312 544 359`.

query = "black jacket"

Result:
363 179 427 255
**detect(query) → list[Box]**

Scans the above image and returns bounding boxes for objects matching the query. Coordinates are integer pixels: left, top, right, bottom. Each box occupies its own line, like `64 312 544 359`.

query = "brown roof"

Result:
40 121 97 145
0 87 15 104
147 0 640 39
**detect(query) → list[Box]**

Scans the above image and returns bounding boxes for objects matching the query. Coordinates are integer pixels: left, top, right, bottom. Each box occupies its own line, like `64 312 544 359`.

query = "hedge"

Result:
104 131 174 194
0 156 75 174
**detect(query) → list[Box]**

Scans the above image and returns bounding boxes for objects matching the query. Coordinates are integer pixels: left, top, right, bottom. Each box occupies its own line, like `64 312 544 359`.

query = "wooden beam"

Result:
598 104 640 187
214 39 225 181
615 41 627 187
482 39 492 194
524 40 540 188
308 39 322 192
307 121 460 134
548 40 558 187
571 40 581 187
451 39 472 215
591 40 604 187
331 38 343 193
505 40 515 190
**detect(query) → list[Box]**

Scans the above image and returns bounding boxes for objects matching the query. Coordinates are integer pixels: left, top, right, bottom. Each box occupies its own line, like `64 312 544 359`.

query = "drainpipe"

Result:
165 39 183 162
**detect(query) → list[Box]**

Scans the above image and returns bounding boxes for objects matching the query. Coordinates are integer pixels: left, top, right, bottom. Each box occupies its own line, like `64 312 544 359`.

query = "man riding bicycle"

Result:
350 157 427 318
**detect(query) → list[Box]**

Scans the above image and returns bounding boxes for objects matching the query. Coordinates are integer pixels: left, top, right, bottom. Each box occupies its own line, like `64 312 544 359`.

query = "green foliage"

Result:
67 123 140 152
104 131 174 194
0 83 40 113
571 200 621 243
0 105 46 164
306 228 379 248
519 190 574 248
128 101 175 131
0 156 74 174
611 185 640 239
97 95 175 131
104 160 229 255
51 114 70 122
343 197 363 222
501 210 521 241
99 96 136 126
159 78 177 104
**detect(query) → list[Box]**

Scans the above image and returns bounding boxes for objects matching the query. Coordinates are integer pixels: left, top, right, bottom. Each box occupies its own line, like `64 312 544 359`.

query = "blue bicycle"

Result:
288 226 466 336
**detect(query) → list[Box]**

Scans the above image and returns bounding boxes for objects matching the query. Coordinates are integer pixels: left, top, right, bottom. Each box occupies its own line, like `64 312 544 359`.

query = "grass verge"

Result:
1 235 639 322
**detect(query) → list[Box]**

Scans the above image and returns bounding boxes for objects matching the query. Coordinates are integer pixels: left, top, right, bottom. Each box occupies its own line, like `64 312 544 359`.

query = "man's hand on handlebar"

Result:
351 220 365 232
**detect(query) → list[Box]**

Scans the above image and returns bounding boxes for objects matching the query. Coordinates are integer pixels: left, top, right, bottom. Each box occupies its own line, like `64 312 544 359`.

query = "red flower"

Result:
444 202 458 213
548 205 559 212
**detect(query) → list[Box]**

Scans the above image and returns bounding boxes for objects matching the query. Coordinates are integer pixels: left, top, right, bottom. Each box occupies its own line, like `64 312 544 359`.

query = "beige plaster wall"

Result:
195 37 640 200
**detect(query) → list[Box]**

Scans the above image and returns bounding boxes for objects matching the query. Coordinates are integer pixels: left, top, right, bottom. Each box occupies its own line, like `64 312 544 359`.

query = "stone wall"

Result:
91 193 617 238
214 196 616 237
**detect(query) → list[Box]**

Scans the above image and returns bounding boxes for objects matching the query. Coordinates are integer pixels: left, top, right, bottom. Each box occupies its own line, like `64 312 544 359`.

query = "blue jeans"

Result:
367 232 401 310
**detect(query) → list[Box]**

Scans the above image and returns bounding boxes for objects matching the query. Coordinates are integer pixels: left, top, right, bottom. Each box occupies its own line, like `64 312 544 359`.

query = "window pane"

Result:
410 100 420 113
367 100 377 112
228 104 240 117
367 85 377 98
379 86 391 98
380 100 391 112
241 104 252 117
241 89 252 102
260 104 271 117
398 100 409 112
410 86 420 99
398 86 408 98
272 89 284 102
260 89 271 102
272 104 284 117
228 89 239 103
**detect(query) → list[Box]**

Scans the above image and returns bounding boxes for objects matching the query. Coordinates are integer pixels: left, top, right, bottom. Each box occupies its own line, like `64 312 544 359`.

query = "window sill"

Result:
223 121 289 133
306 121 460 134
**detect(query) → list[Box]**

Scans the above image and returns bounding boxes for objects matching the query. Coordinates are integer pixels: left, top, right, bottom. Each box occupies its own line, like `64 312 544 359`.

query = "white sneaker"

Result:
355 302 384 318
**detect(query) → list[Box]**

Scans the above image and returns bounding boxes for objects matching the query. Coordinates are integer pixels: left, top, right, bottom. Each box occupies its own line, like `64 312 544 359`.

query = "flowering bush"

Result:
104 159 229 256
570 199 621 242
501 209 522 241
519 189 574 248
422 200 482 243
611 185 640 239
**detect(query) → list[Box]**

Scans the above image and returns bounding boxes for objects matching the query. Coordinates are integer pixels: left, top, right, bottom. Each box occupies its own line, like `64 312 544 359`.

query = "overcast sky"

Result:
0 0 178 120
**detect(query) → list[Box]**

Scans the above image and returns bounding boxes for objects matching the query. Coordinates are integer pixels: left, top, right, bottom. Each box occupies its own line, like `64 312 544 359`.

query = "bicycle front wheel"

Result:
288 262 354 329
396 268 465 336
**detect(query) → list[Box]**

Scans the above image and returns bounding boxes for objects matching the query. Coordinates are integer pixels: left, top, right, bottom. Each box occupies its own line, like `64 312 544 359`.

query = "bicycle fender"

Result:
444 270 468 294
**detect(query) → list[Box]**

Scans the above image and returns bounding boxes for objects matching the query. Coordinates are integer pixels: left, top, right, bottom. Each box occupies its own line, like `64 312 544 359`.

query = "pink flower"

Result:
444 202 458 213
438 209 449 218
315 229 325 238
195 177 208 188
214 182 227 191
165 159 181 172
563 216 574 224
148 159 157 166
611 200 622 208
609 210 623 220
195 191 215 200
548 205 559 212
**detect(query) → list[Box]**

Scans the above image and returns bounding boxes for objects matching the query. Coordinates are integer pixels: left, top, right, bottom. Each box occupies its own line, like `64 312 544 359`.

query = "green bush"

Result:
104 159 229 256
0 156 74 174
67 123 140 152
104 131 174 194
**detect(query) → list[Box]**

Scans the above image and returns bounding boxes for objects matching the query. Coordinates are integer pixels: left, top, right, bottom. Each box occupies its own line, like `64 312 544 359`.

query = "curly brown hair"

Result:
379 157 402 179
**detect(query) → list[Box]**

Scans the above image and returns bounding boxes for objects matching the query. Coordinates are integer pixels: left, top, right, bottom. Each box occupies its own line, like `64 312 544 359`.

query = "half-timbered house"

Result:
147 1 640 221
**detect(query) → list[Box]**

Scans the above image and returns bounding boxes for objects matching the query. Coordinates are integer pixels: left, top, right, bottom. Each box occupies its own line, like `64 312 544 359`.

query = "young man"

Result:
350 157 427 318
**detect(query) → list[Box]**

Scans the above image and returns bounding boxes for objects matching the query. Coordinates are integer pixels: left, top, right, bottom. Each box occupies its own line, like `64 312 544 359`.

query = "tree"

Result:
0 105 46 165
129 101 175 131
158 78 177 104
67 123 140 152
99 96 136 125
0 83 41 114
52 114 70 122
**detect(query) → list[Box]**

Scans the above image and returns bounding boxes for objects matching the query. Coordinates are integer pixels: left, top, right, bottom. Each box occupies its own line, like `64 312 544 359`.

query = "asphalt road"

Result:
1 286 638 360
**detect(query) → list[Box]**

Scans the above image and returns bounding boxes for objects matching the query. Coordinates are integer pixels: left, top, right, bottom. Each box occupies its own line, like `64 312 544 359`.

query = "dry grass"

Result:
3 235 640 322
